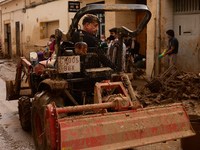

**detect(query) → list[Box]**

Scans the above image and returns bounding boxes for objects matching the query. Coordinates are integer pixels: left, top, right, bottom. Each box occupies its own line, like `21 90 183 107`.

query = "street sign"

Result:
68 1 80 12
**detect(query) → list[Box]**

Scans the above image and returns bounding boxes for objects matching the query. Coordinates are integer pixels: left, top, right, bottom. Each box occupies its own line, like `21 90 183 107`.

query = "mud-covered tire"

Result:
18 96 31 131
31 91 65 150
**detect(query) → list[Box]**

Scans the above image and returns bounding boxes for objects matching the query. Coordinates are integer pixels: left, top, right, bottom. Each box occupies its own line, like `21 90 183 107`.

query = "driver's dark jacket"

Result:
62 30 116 70
70 30 99 48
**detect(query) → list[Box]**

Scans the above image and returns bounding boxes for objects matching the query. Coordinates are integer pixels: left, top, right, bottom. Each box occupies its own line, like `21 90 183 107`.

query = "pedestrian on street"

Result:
158 29 179 68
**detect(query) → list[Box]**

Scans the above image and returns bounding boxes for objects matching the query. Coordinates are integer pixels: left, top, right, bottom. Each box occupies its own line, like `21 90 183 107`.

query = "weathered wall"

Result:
1 0 24 57
104 0 116 38
23 0 76 57
146 0 156 77
0 8 2 41
0 0 76 58
115 0 136 33
146 0 173 76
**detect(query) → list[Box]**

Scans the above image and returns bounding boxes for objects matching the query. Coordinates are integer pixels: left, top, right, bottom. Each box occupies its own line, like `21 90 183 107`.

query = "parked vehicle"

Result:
6 4 195 150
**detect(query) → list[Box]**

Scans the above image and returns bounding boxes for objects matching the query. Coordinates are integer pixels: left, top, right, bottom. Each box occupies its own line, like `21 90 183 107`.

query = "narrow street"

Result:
0 59 34 150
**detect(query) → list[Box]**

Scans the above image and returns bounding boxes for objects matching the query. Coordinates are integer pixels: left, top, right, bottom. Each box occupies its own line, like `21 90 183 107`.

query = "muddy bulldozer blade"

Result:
45 103 195 150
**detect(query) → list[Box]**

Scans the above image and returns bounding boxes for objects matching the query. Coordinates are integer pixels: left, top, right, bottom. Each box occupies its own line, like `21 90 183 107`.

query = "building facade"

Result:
147 0 200 76
0 0 24 57
0 0 199 75
0 0 77 58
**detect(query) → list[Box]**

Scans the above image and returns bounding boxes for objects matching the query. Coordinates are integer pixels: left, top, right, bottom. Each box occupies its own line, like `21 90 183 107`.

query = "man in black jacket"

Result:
69 14 116 70
70 14 100 47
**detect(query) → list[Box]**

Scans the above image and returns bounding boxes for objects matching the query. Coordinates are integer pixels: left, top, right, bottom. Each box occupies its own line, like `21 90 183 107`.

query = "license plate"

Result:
57 56 80 73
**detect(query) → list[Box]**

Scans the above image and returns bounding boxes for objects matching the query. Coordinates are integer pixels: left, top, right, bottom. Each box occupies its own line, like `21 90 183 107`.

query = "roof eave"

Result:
0 0 14 6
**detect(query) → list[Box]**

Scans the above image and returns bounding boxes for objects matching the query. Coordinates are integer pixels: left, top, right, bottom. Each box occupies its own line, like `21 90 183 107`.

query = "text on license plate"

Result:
57 56 80 73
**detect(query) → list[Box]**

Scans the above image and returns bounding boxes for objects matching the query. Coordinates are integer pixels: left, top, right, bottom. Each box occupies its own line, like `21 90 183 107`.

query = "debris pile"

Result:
138 68 200 114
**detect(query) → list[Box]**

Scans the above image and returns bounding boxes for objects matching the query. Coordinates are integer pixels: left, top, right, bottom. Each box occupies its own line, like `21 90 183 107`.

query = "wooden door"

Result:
16 22 20 56
136 12 147 56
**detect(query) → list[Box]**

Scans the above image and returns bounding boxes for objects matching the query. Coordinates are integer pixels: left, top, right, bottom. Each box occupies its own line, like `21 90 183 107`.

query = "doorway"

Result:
4 23 11 57
136 0 147 56
16 22 20 56
136 12 147 56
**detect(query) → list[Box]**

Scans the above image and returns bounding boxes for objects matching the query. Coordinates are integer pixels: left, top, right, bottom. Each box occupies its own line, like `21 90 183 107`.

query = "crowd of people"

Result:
44 14 178 72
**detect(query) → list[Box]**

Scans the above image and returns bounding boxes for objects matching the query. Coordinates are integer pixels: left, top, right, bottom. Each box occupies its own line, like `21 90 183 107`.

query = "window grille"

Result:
174 0 200 12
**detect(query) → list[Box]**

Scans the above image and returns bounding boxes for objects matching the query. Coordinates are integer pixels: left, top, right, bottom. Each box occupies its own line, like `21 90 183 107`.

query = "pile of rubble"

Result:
138 66 200 114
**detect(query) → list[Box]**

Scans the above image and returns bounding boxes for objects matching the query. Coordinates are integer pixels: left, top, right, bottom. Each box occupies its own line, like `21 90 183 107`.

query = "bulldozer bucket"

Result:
45 103 195 150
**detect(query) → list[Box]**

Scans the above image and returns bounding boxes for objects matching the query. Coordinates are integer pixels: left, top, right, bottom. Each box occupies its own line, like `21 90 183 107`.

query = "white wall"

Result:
23 0 76 57
1 0 77 58
1 0 24 57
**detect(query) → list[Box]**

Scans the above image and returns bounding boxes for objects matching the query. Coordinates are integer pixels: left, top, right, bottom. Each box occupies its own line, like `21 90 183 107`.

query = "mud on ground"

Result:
0 59 197 150
138 71 200 115
0 59 17 81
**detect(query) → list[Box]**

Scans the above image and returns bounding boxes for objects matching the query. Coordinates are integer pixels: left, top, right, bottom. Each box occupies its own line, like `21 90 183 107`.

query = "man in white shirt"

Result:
107 28 126 71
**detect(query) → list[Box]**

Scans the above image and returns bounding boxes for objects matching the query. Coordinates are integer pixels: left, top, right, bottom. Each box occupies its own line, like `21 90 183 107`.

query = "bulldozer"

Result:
6 4 195 150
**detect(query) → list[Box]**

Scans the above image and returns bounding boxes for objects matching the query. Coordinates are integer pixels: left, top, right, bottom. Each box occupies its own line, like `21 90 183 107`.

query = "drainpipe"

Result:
155 0 161 75
151 17 156 79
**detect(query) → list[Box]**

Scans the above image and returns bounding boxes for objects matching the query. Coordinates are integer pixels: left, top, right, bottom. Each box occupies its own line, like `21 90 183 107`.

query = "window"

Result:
174 0 200 13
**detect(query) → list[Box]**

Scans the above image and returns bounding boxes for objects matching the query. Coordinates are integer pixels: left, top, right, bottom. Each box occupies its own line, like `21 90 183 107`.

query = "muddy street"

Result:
0 59 189 150
0 59 34 150
138 66 200 115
